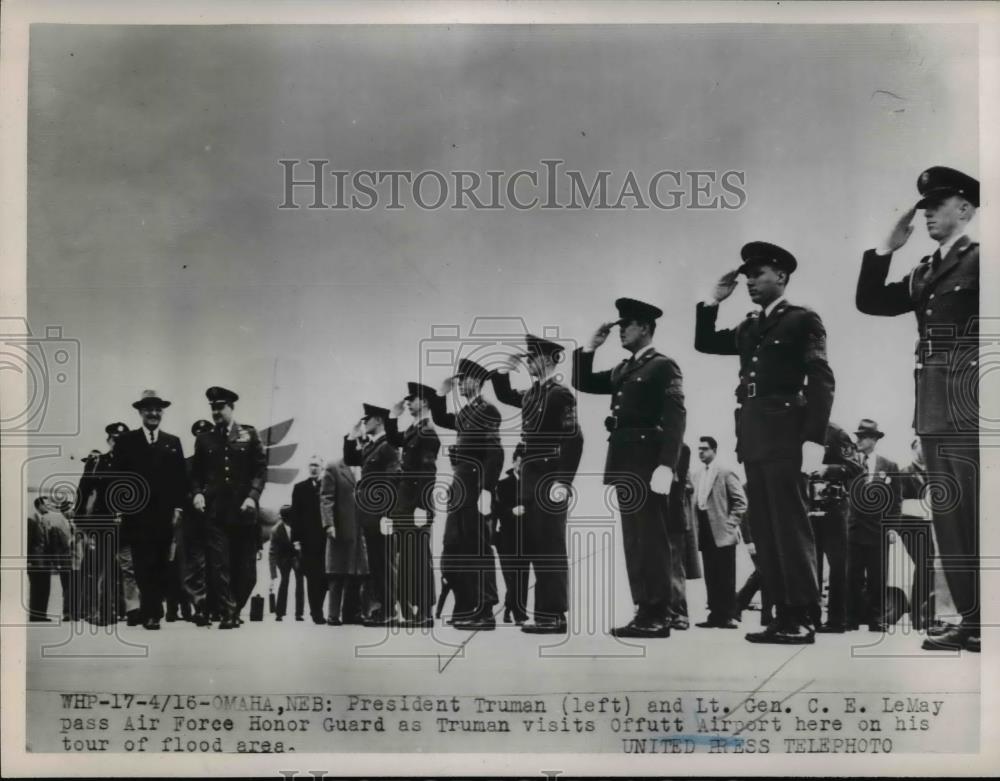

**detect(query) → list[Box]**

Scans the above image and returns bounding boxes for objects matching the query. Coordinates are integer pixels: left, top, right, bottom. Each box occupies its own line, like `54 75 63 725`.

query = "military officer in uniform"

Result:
182 419 215 626
430 358 504 630
387 383 441 627
573 298 687 639
344 403 402 626
190 387 268 630
493 334 584 634
855 166 980 653
696 243 834 644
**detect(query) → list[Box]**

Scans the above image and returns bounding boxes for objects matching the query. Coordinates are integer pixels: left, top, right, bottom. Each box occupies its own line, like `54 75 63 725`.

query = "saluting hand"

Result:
390 399 405 418
883 206 917 253
587 321 618 351
439 376 456 396
710 269 740 304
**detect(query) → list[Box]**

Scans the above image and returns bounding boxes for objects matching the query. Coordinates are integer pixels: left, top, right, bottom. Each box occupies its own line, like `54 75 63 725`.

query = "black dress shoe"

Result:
363 614 392 627
868 622 889 633
343 614 365 625
695 619 717 628
745 621 784 643
926 621 954 637
126 610 142 627
326 617 343 626
816 622 846 634
452 616 496 631
716 618 740 629
165 612 178 623
312 615 326 625
193 612 210 627
747 622 814 645
521 618 567 635
611 618 671 638
295 615 304 622
275 615 283 622
143 618 161 630
922 625 974 651
218 617 236 629
671 616 690 630
965 634 980 653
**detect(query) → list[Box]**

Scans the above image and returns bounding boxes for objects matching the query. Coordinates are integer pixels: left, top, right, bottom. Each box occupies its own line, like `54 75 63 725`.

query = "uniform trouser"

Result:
394 524 436 620
328 575 364 621
275 560 304 618
697 510 737 621
301 551 328 620
745 459 818 614
494 512 530 620
442 505 498 619
205 521 258 618
847 537 884 625
810 508 848 626
117 545 140 615
922 433 979 630
736 559 775 624
361 525 393 619
667 531 689 618
526 501 569 621
132 536 172 621
181 513 209 612
79 526 118 623
165 527 190 617
28 569 52 620
883 516 936 628
614 483 672 620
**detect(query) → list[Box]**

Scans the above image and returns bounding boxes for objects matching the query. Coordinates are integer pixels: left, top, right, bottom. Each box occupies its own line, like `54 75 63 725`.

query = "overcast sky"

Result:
26 23 979 505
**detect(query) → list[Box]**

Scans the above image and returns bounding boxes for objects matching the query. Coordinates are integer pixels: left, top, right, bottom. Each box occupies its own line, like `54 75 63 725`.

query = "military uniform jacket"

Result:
74 452 119 523
694 301 834 464
428 392 504 511
115 428 187 542
343 435 402 530
572 346 686 485
191 421 267 526
491 372 583 507
385 416 440 520
855 237 979 435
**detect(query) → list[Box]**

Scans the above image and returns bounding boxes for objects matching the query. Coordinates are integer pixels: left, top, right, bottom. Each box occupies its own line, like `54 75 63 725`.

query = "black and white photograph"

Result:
1 1 998 776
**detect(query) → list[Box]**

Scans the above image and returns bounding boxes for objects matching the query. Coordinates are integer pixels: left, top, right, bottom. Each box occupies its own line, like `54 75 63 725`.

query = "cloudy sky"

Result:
26 23 979 503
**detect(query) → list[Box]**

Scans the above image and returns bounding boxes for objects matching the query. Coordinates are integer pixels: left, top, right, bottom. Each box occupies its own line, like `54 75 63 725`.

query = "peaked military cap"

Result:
206 386 239 405
191 419 214 436
105 421 130 437
854 418 885 440
614 297 663 325
279 504 293 521
916 166 979 208
132 389 171 410
362 403 391 421
454 357 490 381
405 382 436 401
524 333 565 359
738 241 798 275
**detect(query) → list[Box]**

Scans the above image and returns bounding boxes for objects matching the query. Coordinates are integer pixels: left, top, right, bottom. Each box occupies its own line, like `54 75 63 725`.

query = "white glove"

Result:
478 490 492 515
802 441 825 475
379 517 393 535
650 465 674 495
548 481 569 504
512 505 525 517
413 508 429 526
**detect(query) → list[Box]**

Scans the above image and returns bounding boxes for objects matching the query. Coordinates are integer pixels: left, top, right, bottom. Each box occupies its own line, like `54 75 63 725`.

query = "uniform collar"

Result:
938 229 969 259
632 343 657 362
762 295 787 318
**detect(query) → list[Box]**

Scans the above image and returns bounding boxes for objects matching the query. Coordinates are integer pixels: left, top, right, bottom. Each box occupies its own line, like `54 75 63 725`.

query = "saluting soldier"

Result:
573 298 686 639
344 403 402 626
430 358 504 630
493 334 583 634
190 387 268 630
387 383 441 627
696 242 834 644
855 166 980 653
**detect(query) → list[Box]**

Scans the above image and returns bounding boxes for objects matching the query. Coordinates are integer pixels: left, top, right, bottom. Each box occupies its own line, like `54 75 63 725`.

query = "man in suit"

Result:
387 383 441 627
855 166 980 653
344 404 402 626
181 419 215 626
846 419 901 632
491 443 529 625
268 505 303 621
692 436 748 629
430 358 504 630
191 386 268 629
696 242 835 644
114 390 187 630
290 457 328 624
320 458 368 624
574 298 686 639
493 334 584 634
666 443 697 630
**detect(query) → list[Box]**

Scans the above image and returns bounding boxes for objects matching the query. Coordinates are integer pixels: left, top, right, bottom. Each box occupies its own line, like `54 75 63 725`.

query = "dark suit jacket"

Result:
572 346 686 484
290 478 324 559
320 459 368 576
856 237 979 435
268 521 298 572
695 301 834 463
74 451 119 522
190 421 268 526
385 416 440 520
491 372 584 506
343 435 402 534
848 453 902 544
429 393 504 510
115 428 187 543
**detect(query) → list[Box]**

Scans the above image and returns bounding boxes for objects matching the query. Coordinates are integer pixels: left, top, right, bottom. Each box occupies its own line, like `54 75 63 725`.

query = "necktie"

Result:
930 248 942 272
148 429 155 445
